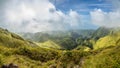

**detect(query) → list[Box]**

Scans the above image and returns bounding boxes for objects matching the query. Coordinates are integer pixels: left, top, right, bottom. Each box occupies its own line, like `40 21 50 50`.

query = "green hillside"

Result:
0 27 120 68
82 29 120 68
36 40 62 49
21 29 95 50
83 45 120 68
92 27 111 40
94 31 120 50
0 28 36 48
0 28 60 68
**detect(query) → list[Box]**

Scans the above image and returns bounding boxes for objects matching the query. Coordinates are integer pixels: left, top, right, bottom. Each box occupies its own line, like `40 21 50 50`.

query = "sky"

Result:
0 0 120 32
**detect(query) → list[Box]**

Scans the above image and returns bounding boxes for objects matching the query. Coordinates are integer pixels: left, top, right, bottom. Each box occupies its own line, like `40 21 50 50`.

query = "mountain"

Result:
94 29 120 50
0 27 59 68
21 29 95 42
0 27 120 68
83 45 120 68
20 29 95 50
92 27 111 40
20 27 117 50
36 40 62 49
19 27 120 50
0 28 34 48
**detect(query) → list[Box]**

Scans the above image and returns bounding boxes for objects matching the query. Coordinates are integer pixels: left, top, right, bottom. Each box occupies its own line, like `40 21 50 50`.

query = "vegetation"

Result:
94 31 120 49
83 45 120 68
0 27 120 68
36 40 61 49
21 29 95 50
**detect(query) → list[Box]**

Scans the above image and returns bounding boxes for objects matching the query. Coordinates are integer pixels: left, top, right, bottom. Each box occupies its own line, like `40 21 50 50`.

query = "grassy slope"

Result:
82 31 120 68
36 40 61 49
0 27 120 68
0 28 59 68
0 46 60 68
0 28 29 48
82 45 120 68
94 32 120 50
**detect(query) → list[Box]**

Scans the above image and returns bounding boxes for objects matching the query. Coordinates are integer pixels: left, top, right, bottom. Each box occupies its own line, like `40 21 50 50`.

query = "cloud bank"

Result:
0 0 81 32
0 0 120 32
90 0 120 28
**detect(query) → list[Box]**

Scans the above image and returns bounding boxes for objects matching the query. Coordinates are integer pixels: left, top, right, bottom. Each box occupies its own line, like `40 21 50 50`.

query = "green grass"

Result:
0 27 120 68
82 45 120 68
94 32 120 50
36 40 62 49
0 28 28 48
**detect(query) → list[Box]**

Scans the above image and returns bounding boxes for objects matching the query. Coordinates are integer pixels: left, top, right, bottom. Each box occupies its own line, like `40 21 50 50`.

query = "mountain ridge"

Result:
0 27 120 68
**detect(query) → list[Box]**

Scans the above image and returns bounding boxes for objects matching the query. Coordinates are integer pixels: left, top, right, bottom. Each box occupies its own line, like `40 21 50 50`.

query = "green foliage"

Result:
74 46 91 51
16 46 59 62
0 29 28 48
76 37 95 49
56 50 90 68
3 55 43 68
0 27 120 68
0 54 4 65
92 27 111 40
82 45 120 68
94 32 120 50
37 40 61 49
21 29 95 50
58 37 77 50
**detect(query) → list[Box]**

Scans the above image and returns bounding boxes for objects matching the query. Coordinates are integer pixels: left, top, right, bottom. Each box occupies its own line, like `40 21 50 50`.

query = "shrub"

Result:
16 46 59 62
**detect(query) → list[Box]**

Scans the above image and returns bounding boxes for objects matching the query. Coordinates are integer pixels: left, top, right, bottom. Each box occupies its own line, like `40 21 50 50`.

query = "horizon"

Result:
0 0 120 33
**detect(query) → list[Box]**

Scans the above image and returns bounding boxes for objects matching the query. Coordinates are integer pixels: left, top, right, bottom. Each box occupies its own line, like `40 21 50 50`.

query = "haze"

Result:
0 0 120 32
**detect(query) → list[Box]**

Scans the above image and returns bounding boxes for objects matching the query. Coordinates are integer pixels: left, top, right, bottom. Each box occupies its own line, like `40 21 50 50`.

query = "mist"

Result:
0 0 120 33
90 0 120 28
0 0 81 33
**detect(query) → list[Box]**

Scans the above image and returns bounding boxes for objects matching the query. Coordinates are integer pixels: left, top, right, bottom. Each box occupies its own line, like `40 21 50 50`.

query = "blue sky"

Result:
50 0 114 29
51 0 113 14
0 0 120 32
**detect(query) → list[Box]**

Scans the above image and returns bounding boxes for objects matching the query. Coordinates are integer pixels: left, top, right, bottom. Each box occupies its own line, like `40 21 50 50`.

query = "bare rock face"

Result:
1 63 18 68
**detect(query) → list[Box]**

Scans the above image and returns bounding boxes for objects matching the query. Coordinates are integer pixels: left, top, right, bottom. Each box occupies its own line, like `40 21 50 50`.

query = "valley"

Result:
0 27 120 68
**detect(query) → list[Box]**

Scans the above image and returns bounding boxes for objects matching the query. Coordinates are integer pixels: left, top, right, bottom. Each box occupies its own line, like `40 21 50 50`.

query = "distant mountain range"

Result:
20 27 115 50
0 27 120 68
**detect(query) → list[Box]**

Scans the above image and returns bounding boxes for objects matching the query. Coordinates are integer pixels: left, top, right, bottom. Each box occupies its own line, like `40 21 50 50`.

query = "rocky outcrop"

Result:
1 63 18 68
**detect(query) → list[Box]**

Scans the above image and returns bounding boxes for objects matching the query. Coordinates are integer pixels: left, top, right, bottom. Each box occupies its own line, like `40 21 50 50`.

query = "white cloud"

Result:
90 9 120 27
90 0 120 28
109 0 120 9
0 0 81 32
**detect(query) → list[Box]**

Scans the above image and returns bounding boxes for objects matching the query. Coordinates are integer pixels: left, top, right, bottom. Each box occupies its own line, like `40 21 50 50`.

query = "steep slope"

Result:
82 45 120 68
20 29 95 50
0 27 120 68
0 28 34 48
21 29 95 42
0 28 60 68
92 27 111 40
36 40 62 49
94 31 120 50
